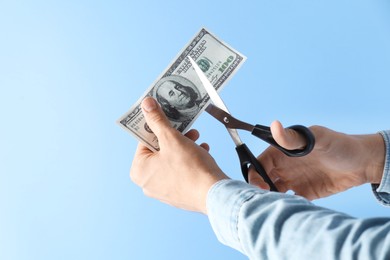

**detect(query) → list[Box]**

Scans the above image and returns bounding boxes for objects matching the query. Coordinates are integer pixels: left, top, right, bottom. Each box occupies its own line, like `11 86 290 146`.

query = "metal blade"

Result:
189 56 243 146
188 57 230 114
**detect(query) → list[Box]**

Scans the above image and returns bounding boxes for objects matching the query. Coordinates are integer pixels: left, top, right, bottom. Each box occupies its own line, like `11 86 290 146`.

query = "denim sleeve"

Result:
207 179 390 260
372 130 390 206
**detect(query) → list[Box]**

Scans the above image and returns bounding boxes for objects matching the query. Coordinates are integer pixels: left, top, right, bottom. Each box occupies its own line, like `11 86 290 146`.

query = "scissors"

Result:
188 57 315 192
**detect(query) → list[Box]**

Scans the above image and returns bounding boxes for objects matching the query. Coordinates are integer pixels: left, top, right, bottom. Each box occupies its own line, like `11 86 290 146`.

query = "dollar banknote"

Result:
117 28 246 151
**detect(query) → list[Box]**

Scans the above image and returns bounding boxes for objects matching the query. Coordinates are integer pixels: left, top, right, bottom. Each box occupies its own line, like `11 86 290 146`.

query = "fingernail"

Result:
142 97 157 112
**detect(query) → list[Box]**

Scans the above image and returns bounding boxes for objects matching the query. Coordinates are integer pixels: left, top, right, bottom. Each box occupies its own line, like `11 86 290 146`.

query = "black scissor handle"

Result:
236 143 279 192
251 124 315 157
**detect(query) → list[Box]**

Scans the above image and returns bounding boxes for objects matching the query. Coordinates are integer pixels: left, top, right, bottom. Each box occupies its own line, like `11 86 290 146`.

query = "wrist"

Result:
363 133 385 184
199 172 229 215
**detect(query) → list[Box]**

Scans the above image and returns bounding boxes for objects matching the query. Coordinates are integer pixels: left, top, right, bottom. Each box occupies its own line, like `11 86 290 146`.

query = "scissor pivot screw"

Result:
223 117 229 123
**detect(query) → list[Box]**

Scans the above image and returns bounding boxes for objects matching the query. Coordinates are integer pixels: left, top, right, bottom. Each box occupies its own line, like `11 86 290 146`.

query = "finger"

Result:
273 177 289 193
270 120 306 150
141 97 174 140
185 129 200 142
130 143 153 184
200 142 210 152
134 142 154 156
248 166 270 190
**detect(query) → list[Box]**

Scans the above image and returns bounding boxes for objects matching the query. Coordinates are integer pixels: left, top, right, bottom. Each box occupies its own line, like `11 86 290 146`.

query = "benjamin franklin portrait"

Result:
152 75 204 122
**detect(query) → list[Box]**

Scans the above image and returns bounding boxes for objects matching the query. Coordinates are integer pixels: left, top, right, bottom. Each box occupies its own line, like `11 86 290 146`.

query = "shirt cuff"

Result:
206 179 267 254
372 130 390 206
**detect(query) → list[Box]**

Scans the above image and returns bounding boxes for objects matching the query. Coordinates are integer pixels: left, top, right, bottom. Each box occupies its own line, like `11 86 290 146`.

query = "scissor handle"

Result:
236 143 278 192
251 124 315 157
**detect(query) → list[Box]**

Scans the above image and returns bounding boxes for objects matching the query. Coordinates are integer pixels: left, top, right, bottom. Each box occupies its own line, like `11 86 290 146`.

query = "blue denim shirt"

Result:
207 130 390 259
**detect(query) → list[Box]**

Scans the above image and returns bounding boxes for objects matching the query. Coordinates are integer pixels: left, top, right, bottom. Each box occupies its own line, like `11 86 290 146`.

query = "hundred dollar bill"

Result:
117 28 246 151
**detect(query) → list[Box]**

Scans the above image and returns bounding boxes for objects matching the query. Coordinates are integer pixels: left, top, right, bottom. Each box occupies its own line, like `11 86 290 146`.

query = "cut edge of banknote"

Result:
116 27 247 152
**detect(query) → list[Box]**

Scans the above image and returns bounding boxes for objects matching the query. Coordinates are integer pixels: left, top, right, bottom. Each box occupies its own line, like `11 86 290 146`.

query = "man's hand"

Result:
130 97 229 214
249 121 385 200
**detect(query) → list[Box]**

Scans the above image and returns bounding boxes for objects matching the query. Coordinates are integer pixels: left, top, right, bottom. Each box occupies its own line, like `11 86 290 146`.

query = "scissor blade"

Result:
188 57 230 113
189 56 243 146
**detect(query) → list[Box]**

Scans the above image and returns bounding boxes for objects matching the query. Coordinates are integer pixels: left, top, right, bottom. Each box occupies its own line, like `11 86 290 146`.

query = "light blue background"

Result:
1 1 390 259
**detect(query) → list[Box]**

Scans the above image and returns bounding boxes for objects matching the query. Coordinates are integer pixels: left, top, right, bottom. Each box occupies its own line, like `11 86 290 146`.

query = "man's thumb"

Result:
141 97 172 138
270 120 306 150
